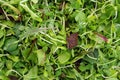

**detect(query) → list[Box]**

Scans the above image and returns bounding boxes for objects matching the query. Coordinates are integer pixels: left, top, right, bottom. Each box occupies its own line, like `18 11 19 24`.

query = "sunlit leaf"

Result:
24 66 38 80
75 11 86 22
31 0 38 4
36 49 46 66
58 51 71 64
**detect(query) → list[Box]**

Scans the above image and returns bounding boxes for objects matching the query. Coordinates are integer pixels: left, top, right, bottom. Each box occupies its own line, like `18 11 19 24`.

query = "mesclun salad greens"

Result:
0 0 120 80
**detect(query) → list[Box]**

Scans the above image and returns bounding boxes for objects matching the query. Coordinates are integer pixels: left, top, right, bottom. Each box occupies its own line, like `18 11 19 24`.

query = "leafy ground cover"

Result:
0 0 120 80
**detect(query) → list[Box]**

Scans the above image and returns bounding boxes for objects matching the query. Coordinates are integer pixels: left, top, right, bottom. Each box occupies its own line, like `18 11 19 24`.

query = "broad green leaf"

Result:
89 26 97 30
7 55 19 62
6 60 13 69
58 51 71 64
43 70 48 77
10 49 19 55
79 63 92 72
36 49 45 66
87 14 96 22
24 66 38 80
3 37 18 52
69 0 82 9
22 48 30 59
55 69 61 77
75 11 86 22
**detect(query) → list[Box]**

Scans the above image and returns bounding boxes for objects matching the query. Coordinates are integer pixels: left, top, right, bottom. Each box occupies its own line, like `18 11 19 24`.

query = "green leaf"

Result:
3 37 18 52
0 29 4 39
0 0 20 14
106 78 118 80
6 60 13 69
22 48 31 59
75 11 86 22
111 23 116 33
87 14 96 22
31 0 38 4
1 21 15 28
0 36 5 48
20 1 42 22
55 69 61 77
10 49 19 55
69 0 82 9
36 49 46 66
43 70 48 77
83 54 97 64
7 55 19 62
58 51 71 64
24 66 38 80
10 0 20 4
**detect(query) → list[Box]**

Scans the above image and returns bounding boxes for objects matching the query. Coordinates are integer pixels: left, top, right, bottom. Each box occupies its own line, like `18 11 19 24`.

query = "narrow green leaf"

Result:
0 29 4 38
0 36 5 47
20 1 42 22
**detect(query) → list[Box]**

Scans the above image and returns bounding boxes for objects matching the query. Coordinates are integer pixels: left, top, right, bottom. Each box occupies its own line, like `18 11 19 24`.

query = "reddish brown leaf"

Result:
8 16 15 21
67 33 78 49
16 14 22 22
9 75 18 80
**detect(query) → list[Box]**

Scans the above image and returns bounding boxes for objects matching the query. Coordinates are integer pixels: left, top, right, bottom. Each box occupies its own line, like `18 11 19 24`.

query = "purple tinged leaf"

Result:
67 33 78 49
94 32 108 42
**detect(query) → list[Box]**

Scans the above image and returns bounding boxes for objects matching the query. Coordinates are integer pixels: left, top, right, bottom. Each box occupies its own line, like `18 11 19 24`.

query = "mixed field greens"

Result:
0 0 120 80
